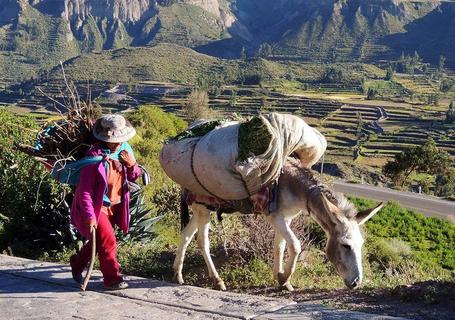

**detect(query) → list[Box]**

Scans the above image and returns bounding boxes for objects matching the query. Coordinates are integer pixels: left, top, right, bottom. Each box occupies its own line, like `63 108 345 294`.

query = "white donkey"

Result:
173 157 383 291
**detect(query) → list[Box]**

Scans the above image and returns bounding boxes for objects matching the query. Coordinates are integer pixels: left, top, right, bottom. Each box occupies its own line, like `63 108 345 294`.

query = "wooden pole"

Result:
81 226 96 291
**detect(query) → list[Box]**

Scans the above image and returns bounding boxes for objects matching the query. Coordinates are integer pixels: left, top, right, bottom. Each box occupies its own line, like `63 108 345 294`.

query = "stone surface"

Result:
0 255 408 320
253 303 409 320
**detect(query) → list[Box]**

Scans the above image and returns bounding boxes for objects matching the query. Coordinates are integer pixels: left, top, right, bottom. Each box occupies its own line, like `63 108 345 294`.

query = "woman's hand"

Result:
119 150 136 168
87 218 97 233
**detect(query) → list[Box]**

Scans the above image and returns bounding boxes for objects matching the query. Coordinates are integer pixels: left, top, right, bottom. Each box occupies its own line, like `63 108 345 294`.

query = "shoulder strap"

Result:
51 156 103 185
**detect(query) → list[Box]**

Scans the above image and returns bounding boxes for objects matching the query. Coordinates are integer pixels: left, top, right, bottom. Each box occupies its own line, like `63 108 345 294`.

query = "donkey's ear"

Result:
321 193 344 223
356 202 383 225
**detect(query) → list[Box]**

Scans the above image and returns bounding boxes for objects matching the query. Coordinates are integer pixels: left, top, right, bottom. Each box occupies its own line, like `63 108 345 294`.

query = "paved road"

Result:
333 181 455 222
0 255 405 320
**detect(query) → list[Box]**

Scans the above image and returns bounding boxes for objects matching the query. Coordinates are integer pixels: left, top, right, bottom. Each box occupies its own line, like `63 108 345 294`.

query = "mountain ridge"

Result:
0 0 454 84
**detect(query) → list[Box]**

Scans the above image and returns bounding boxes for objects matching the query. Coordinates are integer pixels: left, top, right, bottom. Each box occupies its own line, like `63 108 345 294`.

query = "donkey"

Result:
173 157 383 291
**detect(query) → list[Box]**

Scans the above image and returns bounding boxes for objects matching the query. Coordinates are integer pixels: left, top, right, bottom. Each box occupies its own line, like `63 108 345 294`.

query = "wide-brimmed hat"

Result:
93 114 136 143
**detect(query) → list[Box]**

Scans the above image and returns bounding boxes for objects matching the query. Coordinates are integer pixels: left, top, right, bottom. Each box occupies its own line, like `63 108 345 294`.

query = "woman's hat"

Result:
93 114 136 143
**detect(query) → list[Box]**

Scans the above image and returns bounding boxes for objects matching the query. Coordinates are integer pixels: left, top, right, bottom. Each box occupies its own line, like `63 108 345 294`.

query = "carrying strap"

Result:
50 142 134 186
100 142 133 207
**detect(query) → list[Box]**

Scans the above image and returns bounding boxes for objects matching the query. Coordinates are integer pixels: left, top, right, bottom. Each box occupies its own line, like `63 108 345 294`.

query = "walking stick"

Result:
81 226 96 291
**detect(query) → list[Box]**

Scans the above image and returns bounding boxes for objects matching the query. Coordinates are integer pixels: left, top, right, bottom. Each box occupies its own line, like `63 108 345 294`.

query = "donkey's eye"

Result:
342 244 351 250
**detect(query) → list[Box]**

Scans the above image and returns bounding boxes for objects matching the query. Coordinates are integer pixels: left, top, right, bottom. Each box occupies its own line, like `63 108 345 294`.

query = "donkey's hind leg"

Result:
193 204 226 291
173 209 198 285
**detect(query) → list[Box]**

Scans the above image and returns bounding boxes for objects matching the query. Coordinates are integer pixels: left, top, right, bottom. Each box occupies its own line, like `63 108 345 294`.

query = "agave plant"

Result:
118 169 164 243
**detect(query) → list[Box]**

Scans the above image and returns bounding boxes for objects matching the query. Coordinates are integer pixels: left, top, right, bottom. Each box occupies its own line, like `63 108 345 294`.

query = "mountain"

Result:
221 0 454 65
0 0 454 85
0 0 237 74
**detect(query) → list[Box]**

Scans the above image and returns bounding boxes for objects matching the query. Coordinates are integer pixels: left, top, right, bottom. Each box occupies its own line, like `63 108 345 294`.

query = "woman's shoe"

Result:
69 255 83 284
104 281 129 290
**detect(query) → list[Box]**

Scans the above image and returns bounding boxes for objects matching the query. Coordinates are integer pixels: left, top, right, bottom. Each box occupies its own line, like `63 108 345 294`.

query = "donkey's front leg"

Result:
272 231 285 282
173 212 198 285
193 204 226 291
268 215 300 291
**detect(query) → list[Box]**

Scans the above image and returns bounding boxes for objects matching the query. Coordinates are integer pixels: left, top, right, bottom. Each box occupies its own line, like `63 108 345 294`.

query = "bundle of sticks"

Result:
17 64 101 164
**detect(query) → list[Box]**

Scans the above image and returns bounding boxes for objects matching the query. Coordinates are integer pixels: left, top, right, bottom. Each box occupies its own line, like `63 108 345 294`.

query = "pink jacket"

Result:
70 144 142 239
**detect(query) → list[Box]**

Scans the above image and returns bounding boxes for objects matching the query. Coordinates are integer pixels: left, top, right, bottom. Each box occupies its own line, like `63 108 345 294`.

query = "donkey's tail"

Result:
180 189 190 230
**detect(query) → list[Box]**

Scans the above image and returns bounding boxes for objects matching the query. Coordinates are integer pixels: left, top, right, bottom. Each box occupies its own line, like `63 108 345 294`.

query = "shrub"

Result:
321 66 351 84
225 214 314 264
126 105 186 198
181 89 212 121
352 198 455 270
0 108 74 257
366 238 412 273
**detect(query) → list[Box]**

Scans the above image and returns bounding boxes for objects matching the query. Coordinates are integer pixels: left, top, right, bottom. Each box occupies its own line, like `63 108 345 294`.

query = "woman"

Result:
70 114 142 290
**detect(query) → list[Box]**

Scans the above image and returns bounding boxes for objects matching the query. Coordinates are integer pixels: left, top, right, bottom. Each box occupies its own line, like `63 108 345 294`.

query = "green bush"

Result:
0 108 74 257
366 238 412 273
352 198 455 270
126 105 186 199
220 258 273 289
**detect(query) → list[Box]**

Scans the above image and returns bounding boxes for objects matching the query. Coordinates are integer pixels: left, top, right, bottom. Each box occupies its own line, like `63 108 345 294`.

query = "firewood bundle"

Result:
17 65 102 163
17 104 101 163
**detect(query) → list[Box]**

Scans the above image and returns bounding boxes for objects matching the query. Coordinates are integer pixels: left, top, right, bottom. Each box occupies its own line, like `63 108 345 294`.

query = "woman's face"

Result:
106 142 121 152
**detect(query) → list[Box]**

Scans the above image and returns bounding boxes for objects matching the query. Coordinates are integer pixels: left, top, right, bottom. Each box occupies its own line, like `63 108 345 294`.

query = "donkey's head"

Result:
310 192 383 289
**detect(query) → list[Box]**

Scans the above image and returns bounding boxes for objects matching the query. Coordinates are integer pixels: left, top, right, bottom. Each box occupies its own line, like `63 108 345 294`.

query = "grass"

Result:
2 105 452 299
95 199 454 292
152 4 224 47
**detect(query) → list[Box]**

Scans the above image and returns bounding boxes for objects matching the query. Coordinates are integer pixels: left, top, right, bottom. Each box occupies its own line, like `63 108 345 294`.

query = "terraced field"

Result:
122 82 455 160
3 79 454 162
395 74 439 95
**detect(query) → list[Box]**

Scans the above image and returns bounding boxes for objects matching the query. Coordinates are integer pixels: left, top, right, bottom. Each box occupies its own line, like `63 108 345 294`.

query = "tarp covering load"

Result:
160 113 327 200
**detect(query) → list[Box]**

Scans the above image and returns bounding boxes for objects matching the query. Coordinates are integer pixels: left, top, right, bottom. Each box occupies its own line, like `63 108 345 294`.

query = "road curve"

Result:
333 181 455 223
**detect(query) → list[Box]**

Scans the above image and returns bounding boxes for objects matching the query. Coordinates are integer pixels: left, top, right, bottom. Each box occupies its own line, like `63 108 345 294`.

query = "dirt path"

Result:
0 255 407 320
240 280 455 320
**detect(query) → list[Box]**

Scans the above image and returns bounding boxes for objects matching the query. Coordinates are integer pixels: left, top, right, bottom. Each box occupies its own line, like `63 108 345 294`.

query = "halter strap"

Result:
306 185 320 217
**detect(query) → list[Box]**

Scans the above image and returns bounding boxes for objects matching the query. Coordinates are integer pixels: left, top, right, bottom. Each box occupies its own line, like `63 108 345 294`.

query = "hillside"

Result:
6 43 393 114
225 0 455 66
0 0 236 82
54 43 224 85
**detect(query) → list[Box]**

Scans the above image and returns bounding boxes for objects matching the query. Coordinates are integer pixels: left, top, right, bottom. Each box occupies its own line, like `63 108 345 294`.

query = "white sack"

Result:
159 113 327 200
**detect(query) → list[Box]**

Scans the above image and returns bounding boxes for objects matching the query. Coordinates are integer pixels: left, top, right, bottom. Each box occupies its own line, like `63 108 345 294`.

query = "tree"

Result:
438 55 446 72
411 51 422 66
383 138 450 187
229 89 237 107
257 43 272 58
446 100 455 124
440 78 453 92
385 64 395 81
241 71 263 85
321 67 348 83
356 112 364 140
240 47 247 60
197 77 209 91
182 89 211 121
435 168 455 197
367 88 378 100
427 93 440 106
0 110 74 257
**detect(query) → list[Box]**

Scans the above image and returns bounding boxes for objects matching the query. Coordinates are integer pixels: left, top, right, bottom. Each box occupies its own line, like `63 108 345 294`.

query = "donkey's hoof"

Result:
277 272 289 286
214 279 226 291
282 282 294 292
173 273 184 285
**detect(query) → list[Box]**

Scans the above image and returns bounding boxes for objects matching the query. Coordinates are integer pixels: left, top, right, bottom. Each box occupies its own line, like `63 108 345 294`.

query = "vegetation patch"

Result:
238 116 273 162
